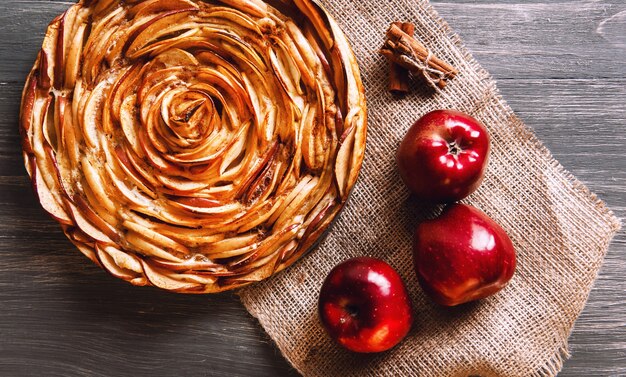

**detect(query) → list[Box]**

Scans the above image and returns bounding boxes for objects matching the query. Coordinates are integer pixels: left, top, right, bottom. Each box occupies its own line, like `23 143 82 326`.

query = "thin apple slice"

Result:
228 223 300 268
123 220 190 255
98 244 144 275
126 230 184 262
124 8 199 58
216 0 268 18
141 260 201 292
199 232 260 255
33 166 72 224
96 244 141 280
63 17 87 89
151 256 227 274
271 175 320 230
129 0 199 19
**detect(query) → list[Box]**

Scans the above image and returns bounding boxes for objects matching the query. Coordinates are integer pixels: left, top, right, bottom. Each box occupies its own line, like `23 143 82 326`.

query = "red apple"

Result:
413 203 516 306
318 257 413 353
397 110 490 202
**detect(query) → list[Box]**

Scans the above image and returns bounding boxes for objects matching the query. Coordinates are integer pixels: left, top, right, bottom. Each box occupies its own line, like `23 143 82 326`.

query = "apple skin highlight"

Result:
413 204 516 306
397 110 490 203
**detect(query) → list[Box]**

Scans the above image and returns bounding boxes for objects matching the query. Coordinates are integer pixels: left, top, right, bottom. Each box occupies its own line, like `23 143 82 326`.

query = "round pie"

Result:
20 0 366 292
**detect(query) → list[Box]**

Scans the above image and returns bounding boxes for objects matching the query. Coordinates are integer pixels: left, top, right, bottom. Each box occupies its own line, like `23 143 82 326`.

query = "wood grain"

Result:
0 0 623 376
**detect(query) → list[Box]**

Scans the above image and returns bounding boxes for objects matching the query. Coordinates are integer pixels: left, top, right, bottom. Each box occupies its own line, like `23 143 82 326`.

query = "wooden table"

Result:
1 1 623 375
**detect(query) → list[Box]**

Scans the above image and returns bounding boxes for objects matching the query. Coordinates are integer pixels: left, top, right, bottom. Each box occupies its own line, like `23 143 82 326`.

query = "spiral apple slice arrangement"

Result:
319 110 516 352
20 0 367 293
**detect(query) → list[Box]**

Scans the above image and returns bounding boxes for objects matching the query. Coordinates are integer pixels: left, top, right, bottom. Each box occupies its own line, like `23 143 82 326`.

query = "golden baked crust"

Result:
20 0 366 293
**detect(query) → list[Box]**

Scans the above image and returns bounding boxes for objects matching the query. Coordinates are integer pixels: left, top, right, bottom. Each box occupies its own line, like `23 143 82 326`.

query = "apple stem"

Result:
448 141 462 156
346 304 359 317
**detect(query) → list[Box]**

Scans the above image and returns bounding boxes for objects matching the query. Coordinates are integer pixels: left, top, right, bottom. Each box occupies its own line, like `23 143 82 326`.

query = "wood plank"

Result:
494 78 626 376
0 83 24 177
0 1 72 83
431 0 625 79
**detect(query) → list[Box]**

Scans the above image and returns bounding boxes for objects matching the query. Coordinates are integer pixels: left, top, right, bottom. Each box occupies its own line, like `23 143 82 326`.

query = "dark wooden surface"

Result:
1 0 624 375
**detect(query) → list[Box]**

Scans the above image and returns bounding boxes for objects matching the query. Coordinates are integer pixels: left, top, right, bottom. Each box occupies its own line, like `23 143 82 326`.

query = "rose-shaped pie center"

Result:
166 91 215 143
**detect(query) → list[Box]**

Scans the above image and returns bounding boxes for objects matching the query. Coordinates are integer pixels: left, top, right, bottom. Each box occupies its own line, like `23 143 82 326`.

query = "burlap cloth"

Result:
239 0 622 375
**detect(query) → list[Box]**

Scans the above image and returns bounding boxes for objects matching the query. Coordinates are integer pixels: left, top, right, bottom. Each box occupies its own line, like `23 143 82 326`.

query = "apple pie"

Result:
20 0 366 292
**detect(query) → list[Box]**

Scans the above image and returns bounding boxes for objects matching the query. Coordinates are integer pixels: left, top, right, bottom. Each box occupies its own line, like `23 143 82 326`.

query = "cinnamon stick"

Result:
380 23 458 89
388 22 415 95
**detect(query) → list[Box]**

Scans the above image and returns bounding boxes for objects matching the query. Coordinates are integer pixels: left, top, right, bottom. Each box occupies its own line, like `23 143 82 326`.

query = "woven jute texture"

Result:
239 0 621 375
